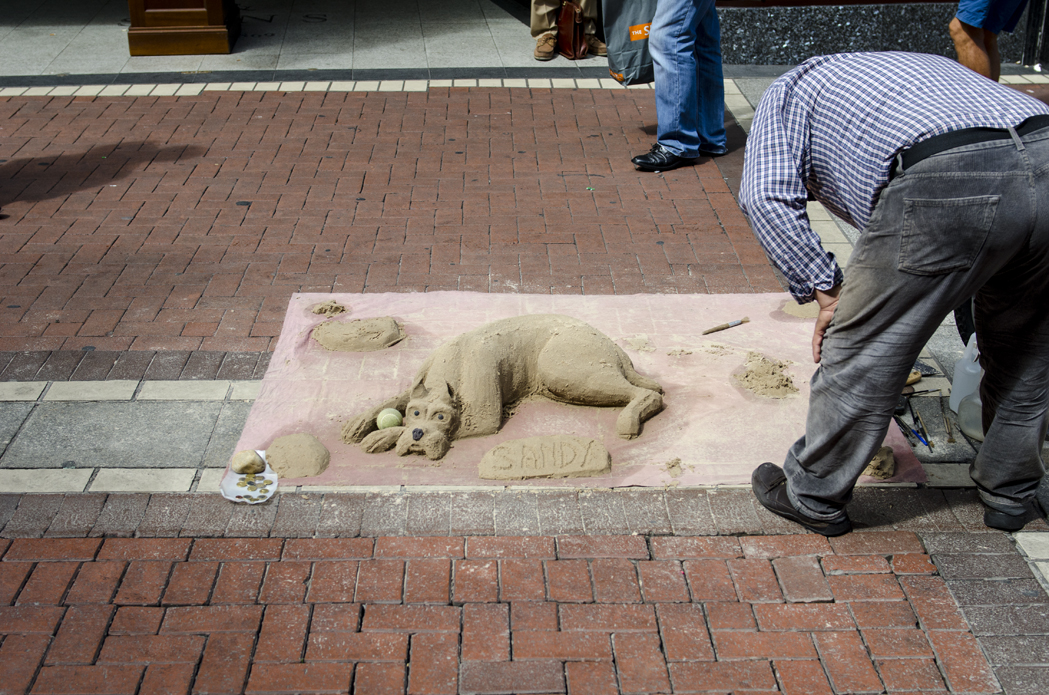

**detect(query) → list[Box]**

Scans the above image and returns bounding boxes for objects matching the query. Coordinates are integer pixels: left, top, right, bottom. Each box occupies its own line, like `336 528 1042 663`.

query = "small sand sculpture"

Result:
266 433 330 478
312 300 347 317
230 450 265 475
734 352 799 398
862 445 896 479
342 314 665 460
479 436 610 480
312 317 404 352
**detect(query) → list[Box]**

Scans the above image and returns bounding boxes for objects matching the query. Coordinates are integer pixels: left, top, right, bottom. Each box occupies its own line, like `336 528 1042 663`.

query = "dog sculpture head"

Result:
393 381 457 460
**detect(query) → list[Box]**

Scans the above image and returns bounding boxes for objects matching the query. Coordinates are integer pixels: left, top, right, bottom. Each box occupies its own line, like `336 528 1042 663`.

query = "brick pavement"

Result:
0 530 1039 695
0 490 1047 693
0 87 766 356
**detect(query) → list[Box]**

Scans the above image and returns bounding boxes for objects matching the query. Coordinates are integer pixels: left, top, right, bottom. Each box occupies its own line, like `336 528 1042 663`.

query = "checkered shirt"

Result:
739 52 1049 302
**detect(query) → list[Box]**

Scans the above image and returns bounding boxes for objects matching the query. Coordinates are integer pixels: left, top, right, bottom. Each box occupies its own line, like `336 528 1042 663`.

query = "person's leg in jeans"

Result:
649 0 725 158
783 138 1044 522
970 137 1049 515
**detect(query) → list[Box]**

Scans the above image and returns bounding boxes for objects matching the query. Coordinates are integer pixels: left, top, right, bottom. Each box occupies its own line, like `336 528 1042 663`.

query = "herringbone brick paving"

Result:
0 532 1018 694
0 88 768 354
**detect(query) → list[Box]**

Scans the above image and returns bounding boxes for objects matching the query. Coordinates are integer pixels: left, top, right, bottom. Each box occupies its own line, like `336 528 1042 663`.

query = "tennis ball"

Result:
376 408 403 429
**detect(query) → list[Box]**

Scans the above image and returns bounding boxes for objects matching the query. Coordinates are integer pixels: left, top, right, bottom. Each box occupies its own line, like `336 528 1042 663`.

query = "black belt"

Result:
894 113 1049 176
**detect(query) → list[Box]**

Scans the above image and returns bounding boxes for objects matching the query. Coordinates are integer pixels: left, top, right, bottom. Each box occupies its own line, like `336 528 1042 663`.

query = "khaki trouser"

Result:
531 0 597 38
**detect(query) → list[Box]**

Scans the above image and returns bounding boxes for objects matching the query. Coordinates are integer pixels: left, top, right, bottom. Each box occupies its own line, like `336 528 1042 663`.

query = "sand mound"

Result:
312 317 404 352
267 433 330 478
312 300 347 317
734 352 798 398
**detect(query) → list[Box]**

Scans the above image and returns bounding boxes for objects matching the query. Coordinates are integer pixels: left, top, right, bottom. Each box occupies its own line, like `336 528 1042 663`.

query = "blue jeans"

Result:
785 128 1049 520
649 0 726 157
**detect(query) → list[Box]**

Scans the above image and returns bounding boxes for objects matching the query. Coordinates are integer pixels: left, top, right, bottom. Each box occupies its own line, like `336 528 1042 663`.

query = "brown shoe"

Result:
586 35 607 56
534 34 557 61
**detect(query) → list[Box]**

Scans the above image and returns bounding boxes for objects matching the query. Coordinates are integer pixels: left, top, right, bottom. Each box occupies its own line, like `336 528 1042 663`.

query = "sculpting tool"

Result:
915 408 934 450
940 398 955 443
893 414 925 446
702 317 749 335
907 399 933 450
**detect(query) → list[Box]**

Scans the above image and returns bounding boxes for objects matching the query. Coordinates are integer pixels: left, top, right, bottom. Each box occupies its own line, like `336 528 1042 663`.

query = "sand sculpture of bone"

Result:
341 314 665 460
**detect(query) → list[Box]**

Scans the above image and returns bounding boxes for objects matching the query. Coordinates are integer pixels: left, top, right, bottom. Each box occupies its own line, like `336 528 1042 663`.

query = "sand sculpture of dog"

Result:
341 314 664 460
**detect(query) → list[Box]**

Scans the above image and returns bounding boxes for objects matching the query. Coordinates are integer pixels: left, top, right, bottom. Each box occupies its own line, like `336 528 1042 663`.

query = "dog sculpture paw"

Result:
360 427 403 453
342 414 377 444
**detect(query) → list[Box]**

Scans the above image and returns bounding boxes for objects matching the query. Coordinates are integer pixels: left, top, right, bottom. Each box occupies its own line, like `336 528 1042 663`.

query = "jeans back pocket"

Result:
899 195 1000 275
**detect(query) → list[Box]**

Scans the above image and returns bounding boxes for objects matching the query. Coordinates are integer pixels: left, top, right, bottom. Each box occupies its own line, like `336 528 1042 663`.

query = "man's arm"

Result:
739 84 843 305
811 286 840 363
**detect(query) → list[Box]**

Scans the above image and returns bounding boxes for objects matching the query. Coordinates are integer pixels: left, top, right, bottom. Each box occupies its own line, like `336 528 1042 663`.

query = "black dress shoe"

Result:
751 462 852 537
631 144 695 172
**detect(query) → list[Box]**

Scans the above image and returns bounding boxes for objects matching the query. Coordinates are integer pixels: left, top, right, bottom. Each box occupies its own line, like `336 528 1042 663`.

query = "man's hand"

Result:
812 286 841 363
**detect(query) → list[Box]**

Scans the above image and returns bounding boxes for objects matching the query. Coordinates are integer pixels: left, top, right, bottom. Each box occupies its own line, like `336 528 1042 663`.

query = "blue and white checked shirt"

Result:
739 52 1049 302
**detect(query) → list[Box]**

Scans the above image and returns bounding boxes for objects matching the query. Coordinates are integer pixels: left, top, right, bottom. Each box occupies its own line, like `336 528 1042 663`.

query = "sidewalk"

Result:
2 6 1049 691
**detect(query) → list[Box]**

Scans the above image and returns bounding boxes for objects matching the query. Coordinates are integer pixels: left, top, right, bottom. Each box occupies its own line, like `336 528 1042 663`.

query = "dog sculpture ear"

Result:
410 379 429 400
433 381 453 402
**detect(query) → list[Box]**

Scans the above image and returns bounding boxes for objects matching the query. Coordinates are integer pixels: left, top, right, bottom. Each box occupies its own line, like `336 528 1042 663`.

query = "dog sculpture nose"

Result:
412 428 423 441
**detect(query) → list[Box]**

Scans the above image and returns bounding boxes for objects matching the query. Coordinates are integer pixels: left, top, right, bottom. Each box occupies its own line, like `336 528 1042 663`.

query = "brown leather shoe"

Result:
586 35 607 56
534 34 557 61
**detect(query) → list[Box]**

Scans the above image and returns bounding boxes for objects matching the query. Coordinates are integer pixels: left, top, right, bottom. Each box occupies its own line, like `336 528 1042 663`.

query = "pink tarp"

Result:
231 292 926 488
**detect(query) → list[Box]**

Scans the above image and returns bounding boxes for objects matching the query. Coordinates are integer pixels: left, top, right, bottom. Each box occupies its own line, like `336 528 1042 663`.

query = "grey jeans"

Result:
786 127 1049 520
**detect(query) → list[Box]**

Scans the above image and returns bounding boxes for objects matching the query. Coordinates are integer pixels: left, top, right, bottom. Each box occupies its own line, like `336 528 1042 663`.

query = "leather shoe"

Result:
751 462 852 537
631 144 694 172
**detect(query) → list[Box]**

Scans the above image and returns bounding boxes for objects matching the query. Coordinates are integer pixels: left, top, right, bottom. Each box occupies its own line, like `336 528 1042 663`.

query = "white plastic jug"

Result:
958 391 985 441
950 334 982 413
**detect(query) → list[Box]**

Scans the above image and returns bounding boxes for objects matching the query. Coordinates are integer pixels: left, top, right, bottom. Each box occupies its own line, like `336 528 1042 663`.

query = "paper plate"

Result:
219 450 278 504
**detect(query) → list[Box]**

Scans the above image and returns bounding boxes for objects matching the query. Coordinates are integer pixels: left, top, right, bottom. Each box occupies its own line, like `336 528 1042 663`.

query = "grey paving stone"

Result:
449 491 496 536
360 492 408 537
1 352 49 381
271 494 326 537
578 489 628 535
137 493 194 538
942 488 989 531
405 492 451 536
69 351 120 381
144 351 190 380
536 491 585 536
226 498 280 537
108 351 155 381
1 401 221 469
315 493 366 537
933 553 1034 580
619 490 672 535
0 493 22 531
914 488 968 531
993 666 1049 694
181 351 224 380
1 494 63 538
254 353 272 378
665 489 717 535
849 488 907 530
44 493 107 537
708 489 764 535
202 401 253 468
216 352 261 380
0 403 32 457
494 490 539 536
963 604 1049 636
920 531 1016 555
36 351 85 381
0 353 15 375
980 635 1049 665
949 579 1049 606
90 493 150 537
180 494 234 537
